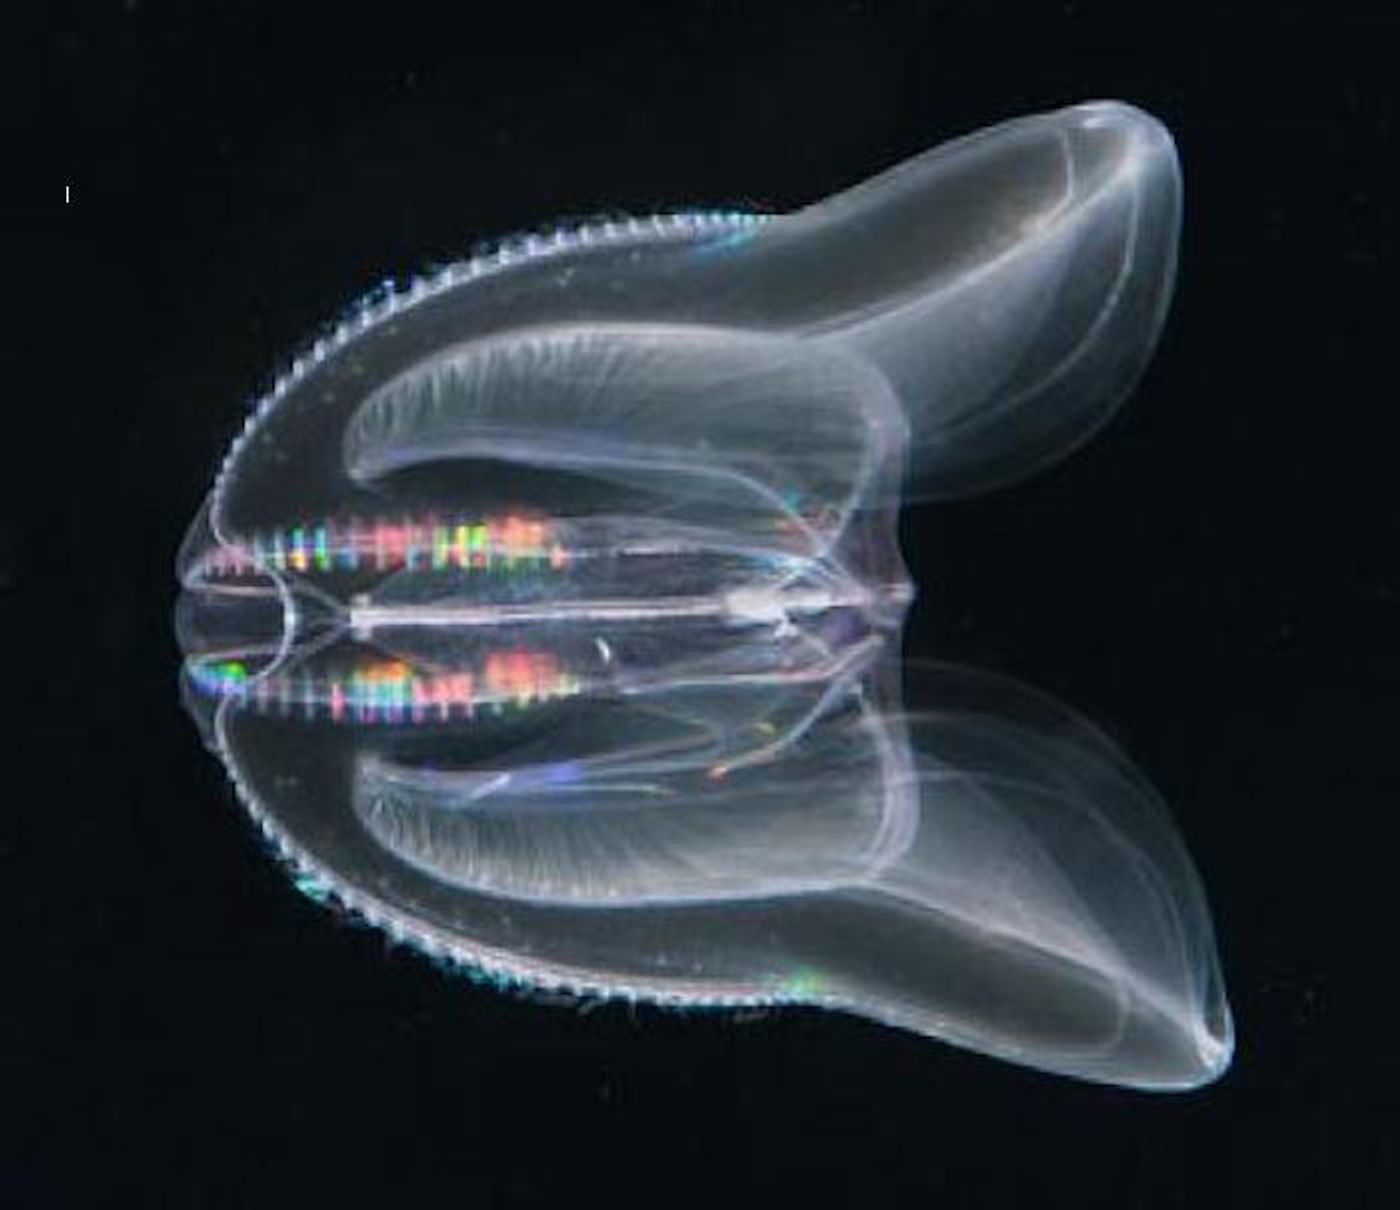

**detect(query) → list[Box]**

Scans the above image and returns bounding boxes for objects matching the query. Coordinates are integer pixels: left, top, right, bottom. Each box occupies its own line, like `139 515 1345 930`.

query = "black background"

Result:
27 1 1394 1204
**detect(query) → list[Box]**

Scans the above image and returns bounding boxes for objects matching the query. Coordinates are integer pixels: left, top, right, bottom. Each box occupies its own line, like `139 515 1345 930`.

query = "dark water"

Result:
26 2 1392 1204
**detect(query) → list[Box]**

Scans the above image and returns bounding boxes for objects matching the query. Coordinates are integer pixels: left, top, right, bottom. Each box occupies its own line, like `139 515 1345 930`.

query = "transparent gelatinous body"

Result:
175 102 1232 1089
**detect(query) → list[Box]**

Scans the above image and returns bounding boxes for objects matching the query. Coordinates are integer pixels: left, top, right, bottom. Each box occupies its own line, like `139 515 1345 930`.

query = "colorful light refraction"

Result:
190 651 579 724
198 514 569 578
187 512 578 724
